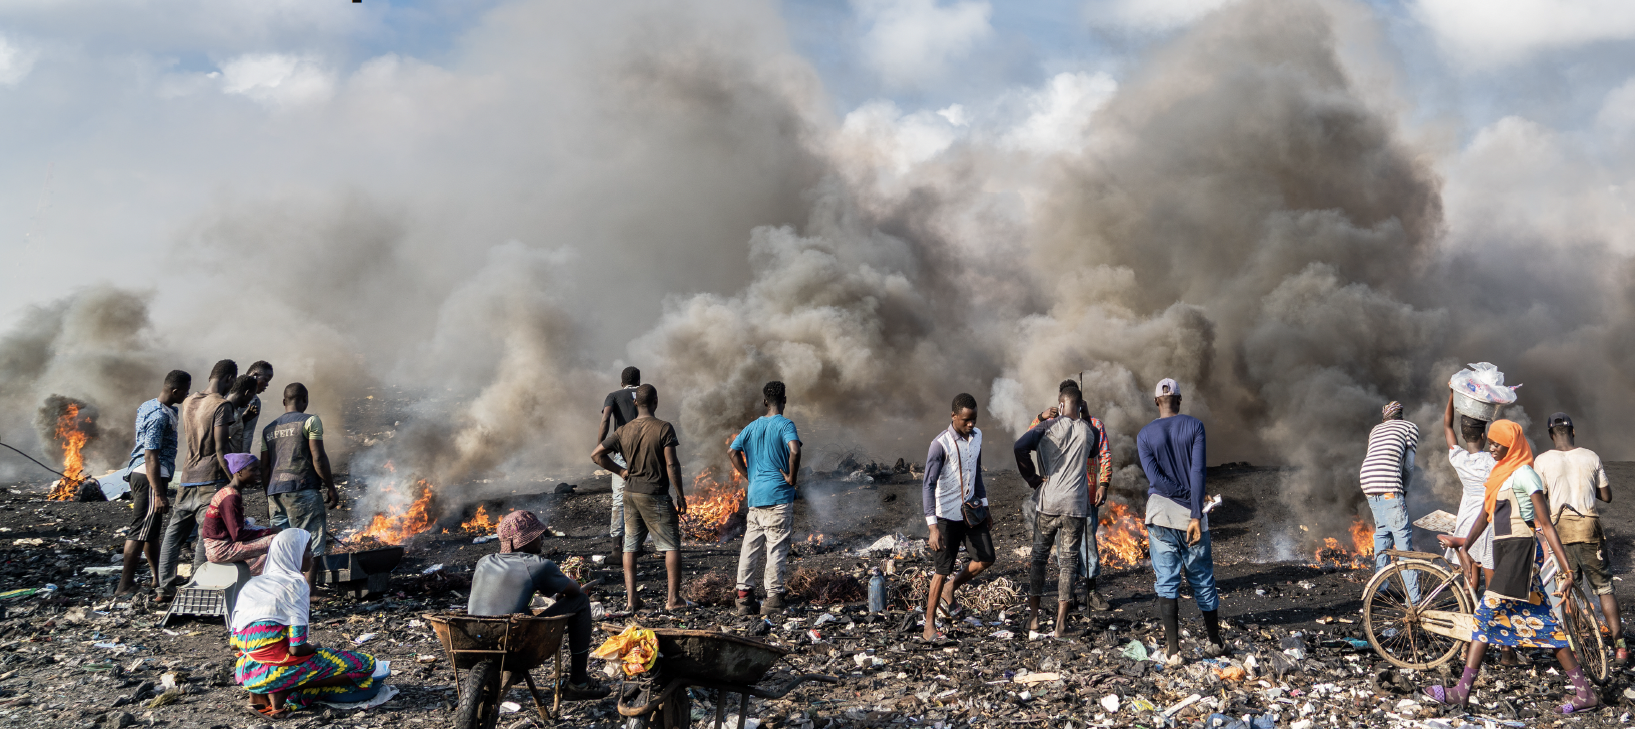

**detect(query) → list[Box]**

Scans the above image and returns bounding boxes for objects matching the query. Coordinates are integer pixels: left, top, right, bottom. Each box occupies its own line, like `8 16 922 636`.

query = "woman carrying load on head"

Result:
1428 419 1599 714
231 529 382 717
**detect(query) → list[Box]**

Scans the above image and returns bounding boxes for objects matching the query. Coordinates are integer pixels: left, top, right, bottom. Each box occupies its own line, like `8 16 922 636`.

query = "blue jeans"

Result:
1148 525 1219 612
1367 493 1418 602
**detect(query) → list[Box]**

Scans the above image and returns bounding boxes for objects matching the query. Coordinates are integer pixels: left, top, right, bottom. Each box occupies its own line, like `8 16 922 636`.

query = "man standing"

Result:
728 381 802 616
258 383 339 587
1534 412 1623 662
591 384 690 612
1014 385 1093 638
1026 379 1113 612
115 370 190 597
468 511 607 699
1138 378 1223 660
922 393 994 641
1360 401 1419 569
157 364 255 601
231 361 274 454
597 367 641 544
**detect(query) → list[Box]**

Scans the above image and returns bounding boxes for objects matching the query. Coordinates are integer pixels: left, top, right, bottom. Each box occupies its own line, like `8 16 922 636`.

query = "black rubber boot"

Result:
1202 609 1226 656
1159 597 1181 659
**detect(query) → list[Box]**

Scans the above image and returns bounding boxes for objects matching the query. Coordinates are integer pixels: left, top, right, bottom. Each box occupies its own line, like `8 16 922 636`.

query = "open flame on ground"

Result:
1097 501 1148 569
347 475 438 546
1312 516 1375 568
46 403 92 501
680 465 746 543
461 504 495 533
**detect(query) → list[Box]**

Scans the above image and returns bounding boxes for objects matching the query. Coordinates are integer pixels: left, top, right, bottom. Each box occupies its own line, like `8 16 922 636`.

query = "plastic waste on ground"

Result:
1120 639 1148 661
591 624 659 677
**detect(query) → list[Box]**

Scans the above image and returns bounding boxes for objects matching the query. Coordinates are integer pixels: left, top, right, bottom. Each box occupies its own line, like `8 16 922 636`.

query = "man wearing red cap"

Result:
468 510 606 699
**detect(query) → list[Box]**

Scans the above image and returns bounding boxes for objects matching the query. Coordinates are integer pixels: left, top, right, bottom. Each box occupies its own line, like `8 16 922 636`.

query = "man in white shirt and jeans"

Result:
1534 412 1623 663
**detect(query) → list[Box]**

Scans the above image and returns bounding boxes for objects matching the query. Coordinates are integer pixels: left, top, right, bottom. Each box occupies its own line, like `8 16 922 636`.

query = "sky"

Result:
3 0 1635 327
4 0 1635 501
2 0 1634 327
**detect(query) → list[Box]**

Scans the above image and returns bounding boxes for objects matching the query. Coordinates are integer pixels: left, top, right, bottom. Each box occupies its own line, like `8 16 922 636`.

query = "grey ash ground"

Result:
1 452 1634 728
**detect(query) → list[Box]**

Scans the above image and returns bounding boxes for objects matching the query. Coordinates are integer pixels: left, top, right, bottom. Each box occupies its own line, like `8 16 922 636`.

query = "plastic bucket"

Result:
1452 389 1504 422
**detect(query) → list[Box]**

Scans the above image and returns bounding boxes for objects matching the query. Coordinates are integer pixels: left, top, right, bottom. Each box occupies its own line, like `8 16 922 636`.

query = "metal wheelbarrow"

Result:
611 626 837 729
427 612 574 729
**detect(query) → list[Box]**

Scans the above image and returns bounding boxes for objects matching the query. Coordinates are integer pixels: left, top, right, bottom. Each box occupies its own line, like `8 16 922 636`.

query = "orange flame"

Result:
1097 501 1149 568
348 479 437 545
1312 515 1375 568
679 465 746 543
462 504 497 533
47 404 90 501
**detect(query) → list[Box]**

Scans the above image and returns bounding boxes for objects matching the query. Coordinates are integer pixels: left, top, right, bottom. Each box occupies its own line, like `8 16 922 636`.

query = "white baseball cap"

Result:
1153 378 1181 397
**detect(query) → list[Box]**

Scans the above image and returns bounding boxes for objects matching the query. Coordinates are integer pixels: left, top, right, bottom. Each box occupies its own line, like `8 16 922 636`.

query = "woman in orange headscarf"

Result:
1431 419 1595 713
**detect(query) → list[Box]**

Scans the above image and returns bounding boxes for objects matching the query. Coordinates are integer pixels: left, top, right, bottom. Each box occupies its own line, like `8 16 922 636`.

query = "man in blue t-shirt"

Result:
1137 378 1223 661
728 381 802 615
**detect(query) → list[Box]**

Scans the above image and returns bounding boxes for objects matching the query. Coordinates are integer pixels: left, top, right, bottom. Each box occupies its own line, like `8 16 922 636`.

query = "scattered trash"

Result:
416 654 438 664
498 701 521 714
1120 639 1149 661
421 564 445 575
1100 694 1119 713
353 633 377 645
472 535 497 544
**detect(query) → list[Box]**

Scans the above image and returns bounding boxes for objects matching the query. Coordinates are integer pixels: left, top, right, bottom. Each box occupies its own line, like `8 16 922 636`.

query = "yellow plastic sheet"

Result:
591 624 659 677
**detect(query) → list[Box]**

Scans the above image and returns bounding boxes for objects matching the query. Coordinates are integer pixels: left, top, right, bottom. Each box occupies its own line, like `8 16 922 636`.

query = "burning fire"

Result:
46 404 91 501
348 479 438 545
1312 516 1375 568
1098 501 1149 569
462 504 498 533
679 465 747 543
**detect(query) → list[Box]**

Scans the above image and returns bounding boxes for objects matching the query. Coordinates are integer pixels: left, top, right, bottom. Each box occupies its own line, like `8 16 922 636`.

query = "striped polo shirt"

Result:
1359 419 1419 495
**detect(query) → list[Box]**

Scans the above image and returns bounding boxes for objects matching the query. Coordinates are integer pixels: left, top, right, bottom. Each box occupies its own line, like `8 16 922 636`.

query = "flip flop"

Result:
243 702 291 721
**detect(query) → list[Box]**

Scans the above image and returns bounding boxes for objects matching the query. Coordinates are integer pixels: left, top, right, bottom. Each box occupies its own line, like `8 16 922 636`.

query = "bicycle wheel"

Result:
1363 560 1474 670
1560 581 1610 684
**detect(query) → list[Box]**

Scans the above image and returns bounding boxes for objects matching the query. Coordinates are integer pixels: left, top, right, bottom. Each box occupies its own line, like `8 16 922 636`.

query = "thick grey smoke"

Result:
3 0 1633 548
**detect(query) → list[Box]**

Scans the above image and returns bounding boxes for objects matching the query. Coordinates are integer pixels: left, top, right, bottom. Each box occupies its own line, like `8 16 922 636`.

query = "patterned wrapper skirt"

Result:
1471 541 1569 649
236 646 380 707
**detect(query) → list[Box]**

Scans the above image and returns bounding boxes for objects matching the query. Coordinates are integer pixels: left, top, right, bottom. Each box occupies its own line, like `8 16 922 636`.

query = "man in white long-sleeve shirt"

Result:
920 393 993 642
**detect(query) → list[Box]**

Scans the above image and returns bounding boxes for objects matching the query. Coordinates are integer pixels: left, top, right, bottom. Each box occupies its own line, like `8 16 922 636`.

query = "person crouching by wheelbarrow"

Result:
468 510 609 700
1430 420 1599 714
232 529 382 718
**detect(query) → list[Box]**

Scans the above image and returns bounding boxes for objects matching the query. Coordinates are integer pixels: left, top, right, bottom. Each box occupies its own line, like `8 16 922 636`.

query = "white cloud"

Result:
835 99 962 175
219 52 335 109
1411 0 1635 69
1003 71 1117 154
1597 76 1635 134
0 35 37 87
854 0 992 88
1083 0 1238 32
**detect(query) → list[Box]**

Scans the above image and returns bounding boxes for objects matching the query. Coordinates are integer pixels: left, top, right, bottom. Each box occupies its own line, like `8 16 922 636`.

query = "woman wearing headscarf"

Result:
1428 419 1598 714
202 453 278 574
232 529 381 716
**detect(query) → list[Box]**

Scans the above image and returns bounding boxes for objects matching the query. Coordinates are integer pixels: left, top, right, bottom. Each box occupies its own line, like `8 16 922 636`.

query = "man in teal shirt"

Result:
729 381 802 615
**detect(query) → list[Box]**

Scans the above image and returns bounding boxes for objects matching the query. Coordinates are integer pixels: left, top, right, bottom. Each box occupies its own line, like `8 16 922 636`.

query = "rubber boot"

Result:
1159 597 1181 660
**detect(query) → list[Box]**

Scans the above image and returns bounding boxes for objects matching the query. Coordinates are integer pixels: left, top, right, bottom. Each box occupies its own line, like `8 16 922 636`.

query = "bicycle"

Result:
1361 549 1608 682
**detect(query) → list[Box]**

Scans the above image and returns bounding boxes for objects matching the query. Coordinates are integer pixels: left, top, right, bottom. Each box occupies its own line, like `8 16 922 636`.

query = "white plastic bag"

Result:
1449 362 1518 405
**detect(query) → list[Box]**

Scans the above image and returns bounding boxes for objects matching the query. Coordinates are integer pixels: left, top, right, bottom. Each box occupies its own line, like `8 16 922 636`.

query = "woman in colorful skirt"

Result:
231 529 382 717
1431 419 1599 714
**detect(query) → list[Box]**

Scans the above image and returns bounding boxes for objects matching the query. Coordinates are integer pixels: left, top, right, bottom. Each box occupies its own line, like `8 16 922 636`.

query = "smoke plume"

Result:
3 0 1634 546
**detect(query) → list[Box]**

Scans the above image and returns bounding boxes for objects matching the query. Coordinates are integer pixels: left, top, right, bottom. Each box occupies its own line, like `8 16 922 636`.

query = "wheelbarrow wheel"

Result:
455 659 502 729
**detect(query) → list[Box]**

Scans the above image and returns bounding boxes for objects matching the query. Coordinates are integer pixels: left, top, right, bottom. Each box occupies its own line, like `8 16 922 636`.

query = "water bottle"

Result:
868 568 886 613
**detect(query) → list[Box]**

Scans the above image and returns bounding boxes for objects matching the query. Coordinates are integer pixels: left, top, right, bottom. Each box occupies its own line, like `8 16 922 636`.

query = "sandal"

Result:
1421 685 1466 707
243 702 291 721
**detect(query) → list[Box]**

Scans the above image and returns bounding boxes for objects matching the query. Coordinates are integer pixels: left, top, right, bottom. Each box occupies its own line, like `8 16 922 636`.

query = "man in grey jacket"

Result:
1014 385 1093 638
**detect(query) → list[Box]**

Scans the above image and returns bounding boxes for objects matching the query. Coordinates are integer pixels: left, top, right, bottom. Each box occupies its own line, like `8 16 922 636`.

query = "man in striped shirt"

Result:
1360 401 1419 576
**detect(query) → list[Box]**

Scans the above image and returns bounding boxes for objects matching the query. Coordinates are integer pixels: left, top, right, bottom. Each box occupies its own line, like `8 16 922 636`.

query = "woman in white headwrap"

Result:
231 529 381 716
